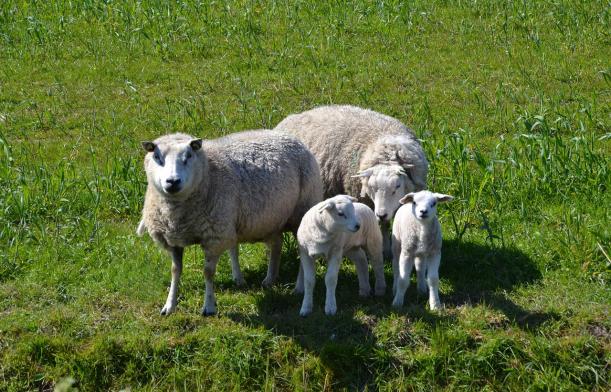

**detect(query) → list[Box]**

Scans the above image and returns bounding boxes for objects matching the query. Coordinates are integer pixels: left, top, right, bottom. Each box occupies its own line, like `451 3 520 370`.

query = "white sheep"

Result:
274 105 429 259
295 195 386 316
138 131 323 316
391 190 453 310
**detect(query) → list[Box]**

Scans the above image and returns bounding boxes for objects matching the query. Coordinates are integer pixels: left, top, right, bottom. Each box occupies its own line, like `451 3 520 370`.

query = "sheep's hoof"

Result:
374 285 386 297
324 306 337 316
391 299 404 309
359 287 372 297
383 249 393 261
299 308 312 317
293 287 304 295
201 308 217 317
261 276 276 288
160 303 176 316
417 284 428 295
233 277 246 287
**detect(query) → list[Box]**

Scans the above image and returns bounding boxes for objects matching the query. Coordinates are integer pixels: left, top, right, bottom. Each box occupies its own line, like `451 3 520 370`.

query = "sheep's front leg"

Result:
160 247 183 316
262 234 282 287
391 250 414 308
299 251 316 316
324 252 342 315
426 253 442 310
201 251 221 316
345 248 371 297
229 246 245 286
368 247 386 296
414 256 428 295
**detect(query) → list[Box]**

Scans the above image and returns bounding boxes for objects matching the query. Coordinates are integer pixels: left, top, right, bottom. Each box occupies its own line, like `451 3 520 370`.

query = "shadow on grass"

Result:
227 238 555 389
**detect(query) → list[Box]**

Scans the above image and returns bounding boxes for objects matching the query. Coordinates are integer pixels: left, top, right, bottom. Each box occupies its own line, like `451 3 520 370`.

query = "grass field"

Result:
0 0 609 390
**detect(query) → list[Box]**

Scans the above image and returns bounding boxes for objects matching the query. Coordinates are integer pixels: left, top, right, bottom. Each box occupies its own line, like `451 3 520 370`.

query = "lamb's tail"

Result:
136 219 147 236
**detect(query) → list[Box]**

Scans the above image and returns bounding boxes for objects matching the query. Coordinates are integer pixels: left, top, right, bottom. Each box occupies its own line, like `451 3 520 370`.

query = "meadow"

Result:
0 0 609 390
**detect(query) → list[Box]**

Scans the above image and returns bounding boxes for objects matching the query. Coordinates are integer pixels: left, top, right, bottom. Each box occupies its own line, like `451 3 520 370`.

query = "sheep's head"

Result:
141 134 204 198
399 190 453 221
352 164 415 222
318 195 361 233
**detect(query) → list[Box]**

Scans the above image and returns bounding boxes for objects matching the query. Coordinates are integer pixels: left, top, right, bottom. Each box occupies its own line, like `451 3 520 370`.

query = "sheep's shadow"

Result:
223 236 558 388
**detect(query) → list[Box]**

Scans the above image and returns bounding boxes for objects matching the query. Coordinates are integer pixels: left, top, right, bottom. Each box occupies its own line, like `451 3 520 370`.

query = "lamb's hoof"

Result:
324 306 337 316
293 287 304 295
299 308 312 317
201 304 217 316
391 298 404 309
160 303 176 316
261 276 276 288
233 277 246 287
359 287 372 297
374 285 386 297
429 303 443 312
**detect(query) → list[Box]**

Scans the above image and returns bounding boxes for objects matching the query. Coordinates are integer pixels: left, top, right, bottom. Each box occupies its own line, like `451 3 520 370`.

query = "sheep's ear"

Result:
434 193 454 203
190 139 203 151
141 141 156 152
351 168 373 178
347 196 358 202
318 201 335 213
399 193 416 204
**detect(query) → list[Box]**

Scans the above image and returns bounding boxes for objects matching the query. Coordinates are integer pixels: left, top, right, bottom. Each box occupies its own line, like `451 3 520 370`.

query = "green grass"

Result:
0 0 609 390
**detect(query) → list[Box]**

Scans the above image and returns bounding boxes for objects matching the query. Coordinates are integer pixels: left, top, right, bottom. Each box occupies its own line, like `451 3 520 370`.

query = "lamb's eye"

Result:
338 212 345 217
153 153 161 162
396 183 401 189
431 202 437 207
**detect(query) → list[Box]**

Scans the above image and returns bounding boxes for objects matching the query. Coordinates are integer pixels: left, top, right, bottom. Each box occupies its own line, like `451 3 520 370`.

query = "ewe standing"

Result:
391 190 453 310
295 195 386 316
138 132 322 316
275 105 429 259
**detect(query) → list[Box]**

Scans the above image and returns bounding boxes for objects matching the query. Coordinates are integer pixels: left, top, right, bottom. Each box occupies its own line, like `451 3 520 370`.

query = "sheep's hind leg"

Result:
201 250 221 316
161 247 183 316
262 234 282 287
229 246 245 286
345 248 371 297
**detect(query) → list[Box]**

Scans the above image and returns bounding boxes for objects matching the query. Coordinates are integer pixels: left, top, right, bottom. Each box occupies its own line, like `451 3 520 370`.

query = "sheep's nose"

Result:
355 224 361 231
376 213 387 221
166 178 181 186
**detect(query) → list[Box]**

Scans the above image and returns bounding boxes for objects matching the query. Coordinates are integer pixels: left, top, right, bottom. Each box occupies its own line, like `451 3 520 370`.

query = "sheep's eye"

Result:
338 212 345 217
431 202 437 207
396 183 401 189
183 152 192 164
153 153 161 162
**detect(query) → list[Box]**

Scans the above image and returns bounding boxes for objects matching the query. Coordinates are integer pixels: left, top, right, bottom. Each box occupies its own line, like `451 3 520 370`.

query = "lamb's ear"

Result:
351 168 374 178
318 201 335 213
434 193 454 203
399 193 416 205
136 219 147 236
141 141 156 152
190 139 203 151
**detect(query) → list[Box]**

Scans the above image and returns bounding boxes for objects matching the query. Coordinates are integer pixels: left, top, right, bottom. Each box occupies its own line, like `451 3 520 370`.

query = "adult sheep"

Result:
274 105 429 259
138 131 323 316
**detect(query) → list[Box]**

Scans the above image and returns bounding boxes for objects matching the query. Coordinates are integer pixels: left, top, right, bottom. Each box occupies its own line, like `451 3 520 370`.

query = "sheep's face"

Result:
399 190 453 221
319 195 361 233
142 138 203 198
353 164 413 222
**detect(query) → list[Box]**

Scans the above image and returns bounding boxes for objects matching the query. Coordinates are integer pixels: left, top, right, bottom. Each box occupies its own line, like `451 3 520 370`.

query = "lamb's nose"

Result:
355 224 361 231
166 178 181 186
376 213 387 220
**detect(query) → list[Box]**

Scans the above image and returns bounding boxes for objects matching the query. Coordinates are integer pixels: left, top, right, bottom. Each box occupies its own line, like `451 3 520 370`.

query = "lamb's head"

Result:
318 195 360 233
352 164 416 222
399 190 453 222
141 133 204 198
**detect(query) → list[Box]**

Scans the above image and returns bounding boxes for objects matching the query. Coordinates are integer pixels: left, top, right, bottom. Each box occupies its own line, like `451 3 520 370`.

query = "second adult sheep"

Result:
275 105 429 258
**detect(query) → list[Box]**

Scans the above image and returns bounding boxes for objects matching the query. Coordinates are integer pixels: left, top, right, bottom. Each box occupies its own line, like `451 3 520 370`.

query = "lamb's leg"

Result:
345 248 371 297
426 253 442 310
324 253 342 315
391 236 401 295
414 256 428 295
391 251 414 308
160 247 183 316
294 261 304 294
380 220 392 261
299 251 316 316
229 246 245 286
201 251 221 316
262 234 282 287
368 244 386 296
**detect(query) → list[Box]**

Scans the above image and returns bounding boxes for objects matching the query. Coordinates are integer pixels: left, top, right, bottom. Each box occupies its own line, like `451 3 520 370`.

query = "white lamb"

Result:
391 190 453 310
138 131 322 316
274 105 429 259
295 195 386 316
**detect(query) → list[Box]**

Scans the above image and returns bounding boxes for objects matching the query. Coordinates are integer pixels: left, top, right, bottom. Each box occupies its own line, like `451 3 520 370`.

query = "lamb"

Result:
274 105 429 259
138 131 323 316
391 190 453 310
295 195 386 316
